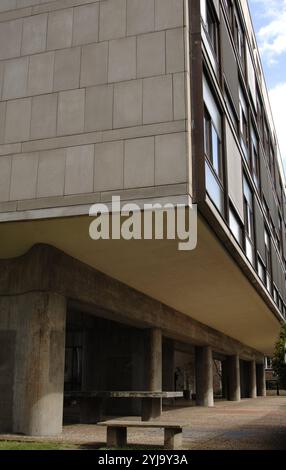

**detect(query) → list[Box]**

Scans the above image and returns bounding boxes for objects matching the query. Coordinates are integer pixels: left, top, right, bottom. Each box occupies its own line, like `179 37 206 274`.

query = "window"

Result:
262 197 269 220
258 257 266 284
229 206 243 245
206 5 218 55
224 85 238 133
257 92 264 138
278 295 283 313
239 87 249 160
273 285 278 305
204 109 222 178
264 228 272 293
269 145 275 178
202 0 219 57
265 357 273 370
224 0 233 27
250 126 259 189
234 10 246 72
264 121 270 160
243 177 255 264
203 77 224 214
278 214 283 255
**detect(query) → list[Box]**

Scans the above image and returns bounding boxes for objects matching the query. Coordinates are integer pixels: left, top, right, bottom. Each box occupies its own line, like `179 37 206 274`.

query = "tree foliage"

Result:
272 324 286 388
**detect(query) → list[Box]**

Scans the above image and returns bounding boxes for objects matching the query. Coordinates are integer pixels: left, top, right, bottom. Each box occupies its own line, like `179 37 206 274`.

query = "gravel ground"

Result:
1 396 286 450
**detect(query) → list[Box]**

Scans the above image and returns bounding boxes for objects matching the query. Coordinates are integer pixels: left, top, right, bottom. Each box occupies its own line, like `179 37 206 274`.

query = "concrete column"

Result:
195 346 214 407
226 355 241 401
256 363 266 397
0 292 66 436
143 328 162 420
249 360 257 398
146 328 162 391
162 339 175 391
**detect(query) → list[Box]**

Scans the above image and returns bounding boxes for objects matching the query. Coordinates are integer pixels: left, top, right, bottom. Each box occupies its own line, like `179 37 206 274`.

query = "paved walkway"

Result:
1 397 286 450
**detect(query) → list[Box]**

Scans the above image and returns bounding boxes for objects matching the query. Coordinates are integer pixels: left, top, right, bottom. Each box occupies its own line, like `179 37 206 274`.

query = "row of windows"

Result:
203 75 286 319
201 0 285 257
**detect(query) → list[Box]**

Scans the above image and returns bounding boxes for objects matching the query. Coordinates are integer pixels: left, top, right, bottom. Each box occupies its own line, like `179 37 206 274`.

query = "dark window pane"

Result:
205 161 224 213
211 124 221 177
229 208 242 245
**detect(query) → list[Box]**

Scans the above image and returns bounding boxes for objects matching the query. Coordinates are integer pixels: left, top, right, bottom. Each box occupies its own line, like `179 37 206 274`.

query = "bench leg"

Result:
80 398 103 424
164 428 182 450
142 398 162 421
107 426 127 448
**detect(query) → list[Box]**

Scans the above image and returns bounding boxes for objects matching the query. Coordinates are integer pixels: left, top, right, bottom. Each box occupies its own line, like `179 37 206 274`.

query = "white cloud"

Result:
269 82 286 164
250 0 286 64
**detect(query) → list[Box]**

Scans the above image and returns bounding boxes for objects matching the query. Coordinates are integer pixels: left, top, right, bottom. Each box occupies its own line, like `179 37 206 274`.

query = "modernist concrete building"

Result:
0 0 285 436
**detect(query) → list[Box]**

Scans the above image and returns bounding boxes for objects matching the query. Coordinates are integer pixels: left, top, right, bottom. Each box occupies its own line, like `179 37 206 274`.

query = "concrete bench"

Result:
65 391 183 422
98 419 186 450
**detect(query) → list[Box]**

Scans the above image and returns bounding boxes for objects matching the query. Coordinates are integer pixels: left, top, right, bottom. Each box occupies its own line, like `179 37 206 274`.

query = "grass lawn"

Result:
0 441 78 451
0 441 158 451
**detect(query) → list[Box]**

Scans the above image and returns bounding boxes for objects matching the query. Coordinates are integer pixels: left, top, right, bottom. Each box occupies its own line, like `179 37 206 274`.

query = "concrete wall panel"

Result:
0 0 188 214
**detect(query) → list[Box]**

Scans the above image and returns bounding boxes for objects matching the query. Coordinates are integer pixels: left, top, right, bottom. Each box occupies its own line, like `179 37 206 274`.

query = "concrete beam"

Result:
0 244 264 360
195 346 214 407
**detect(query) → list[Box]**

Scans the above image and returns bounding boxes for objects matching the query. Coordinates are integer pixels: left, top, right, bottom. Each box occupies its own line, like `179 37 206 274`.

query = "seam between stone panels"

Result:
124 0 127 38
153 135 155 186
111 78 115 131
19 13 25 56
0 22 184 59
63 146 68 197
0 121 187 153
92 143 95 193
122 139 125 190
7 151 12 205
35 149 40 198
12 183 188 208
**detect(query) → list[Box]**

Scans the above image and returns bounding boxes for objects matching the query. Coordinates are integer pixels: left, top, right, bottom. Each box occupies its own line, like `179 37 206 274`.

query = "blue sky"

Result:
248 0 286 168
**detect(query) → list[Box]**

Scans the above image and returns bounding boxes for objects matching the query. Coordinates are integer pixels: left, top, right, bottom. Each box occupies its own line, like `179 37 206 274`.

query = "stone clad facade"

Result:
0 0 189 214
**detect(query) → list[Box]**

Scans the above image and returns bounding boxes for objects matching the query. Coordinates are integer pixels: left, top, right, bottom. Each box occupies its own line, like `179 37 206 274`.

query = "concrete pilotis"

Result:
146 328 162 391
144 328 162 420
249 360 257 398
195 346 214 407
227 355 241 401
0 292 66 436
256 363 267 397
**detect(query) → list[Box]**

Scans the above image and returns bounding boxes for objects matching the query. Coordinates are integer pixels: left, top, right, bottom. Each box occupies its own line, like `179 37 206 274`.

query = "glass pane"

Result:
266 273 271 293
205 161 224 213
204 114 211 157
229 209 242 245
245 237 254 265
243 177 253 207
258 260 265 283
211 124 220 177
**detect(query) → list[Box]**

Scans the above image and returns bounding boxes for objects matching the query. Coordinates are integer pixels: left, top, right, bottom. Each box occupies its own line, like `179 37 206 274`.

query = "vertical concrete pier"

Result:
227 355 241 401
0 292 66 436
195 346 214 407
